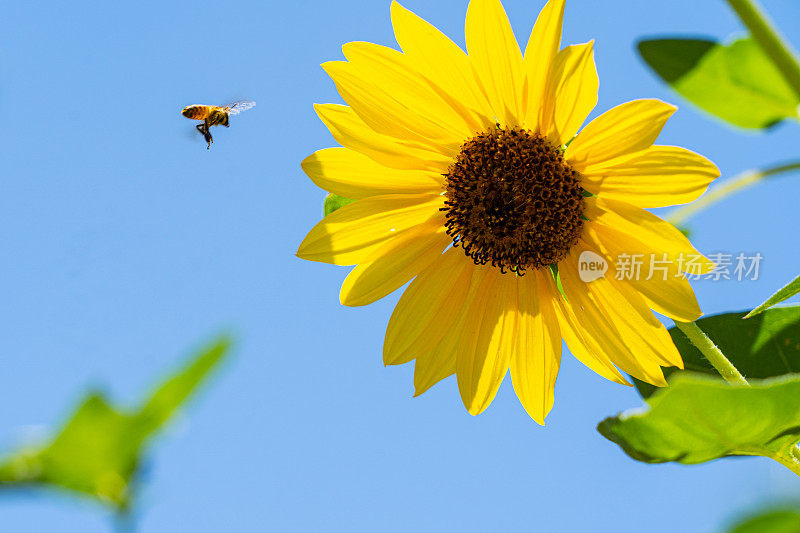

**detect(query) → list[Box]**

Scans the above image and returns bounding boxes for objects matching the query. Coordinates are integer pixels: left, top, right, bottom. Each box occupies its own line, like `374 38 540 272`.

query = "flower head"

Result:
298 0 719 423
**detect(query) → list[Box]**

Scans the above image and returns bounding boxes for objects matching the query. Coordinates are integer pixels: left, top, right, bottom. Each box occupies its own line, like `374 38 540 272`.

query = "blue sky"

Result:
2 0 800 531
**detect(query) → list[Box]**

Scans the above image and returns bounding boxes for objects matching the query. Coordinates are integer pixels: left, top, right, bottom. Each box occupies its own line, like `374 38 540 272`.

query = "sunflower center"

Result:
442 126 585 274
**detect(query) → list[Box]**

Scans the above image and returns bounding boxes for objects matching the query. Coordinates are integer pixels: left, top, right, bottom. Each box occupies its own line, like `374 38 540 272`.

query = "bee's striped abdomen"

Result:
181 105 211 120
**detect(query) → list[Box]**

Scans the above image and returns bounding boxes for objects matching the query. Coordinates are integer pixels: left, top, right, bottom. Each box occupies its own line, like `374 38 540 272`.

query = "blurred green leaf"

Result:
598 373 800 465
728 509 800 533
0 336 231 509
745 275 800 318
638 37 800 129
323 193 355 216
136 338 229 436
635 306 800 399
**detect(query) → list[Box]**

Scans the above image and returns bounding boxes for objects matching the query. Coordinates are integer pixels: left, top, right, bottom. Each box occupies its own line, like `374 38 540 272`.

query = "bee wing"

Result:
225 100 256 115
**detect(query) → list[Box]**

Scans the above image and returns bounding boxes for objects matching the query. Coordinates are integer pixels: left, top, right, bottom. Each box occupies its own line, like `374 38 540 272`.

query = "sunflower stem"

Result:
667 160 800 226
725 0 800 103
674 321 748 385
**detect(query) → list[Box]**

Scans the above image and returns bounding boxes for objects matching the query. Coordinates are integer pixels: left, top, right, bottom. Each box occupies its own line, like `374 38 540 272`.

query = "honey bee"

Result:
181 100 255 149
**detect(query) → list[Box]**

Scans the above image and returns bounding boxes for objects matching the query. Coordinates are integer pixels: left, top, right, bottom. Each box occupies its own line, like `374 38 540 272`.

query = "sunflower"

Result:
297 0 719 423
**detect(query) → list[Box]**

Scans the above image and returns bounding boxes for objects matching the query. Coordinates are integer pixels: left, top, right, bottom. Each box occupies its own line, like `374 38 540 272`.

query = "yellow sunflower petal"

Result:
574 240 683 368
559 259 670 386
384 248 475 366
581 145 720 207
340 221 451 307
413 342 458 396
411 258 496 396
322 61 462 154
315 104 453 172
583 222 703 322
465 0 524 125
561 242 684 383
341 41 478 139
390 1 494 129
588 286 681 374
413 306 466 396
297 193 443 266
566 99 677 169
510 272 562 425
543 273 629 385
522 0 565 129
540 42 598 146
584 196 715 275
302 148 443 199
456 267 517 416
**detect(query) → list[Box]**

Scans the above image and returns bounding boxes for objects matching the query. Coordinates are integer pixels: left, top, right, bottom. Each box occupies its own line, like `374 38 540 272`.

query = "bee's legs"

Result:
196 123 213 149
203 120 214 149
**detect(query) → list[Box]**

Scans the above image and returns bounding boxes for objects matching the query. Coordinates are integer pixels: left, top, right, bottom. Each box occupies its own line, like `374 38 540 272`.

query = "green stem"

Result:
674 321 749 385
725 0 800 102
668 161 800 226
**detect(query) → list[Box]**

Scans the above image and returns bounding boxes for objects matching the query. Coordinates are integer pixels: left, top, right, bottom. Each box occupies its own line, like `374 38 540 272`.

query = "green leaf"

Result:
635 306 800 399
135 337 229 436
598 373 800 465
728 509 800 533
745 275 800 318
638 37 800 129
0 336 231 509
323 193 355 216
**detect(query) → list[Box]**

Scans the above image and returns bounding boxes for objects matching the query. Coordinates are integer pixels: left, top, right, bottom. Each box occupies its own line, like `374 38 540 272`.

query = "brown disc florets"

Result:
442 126 585 274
